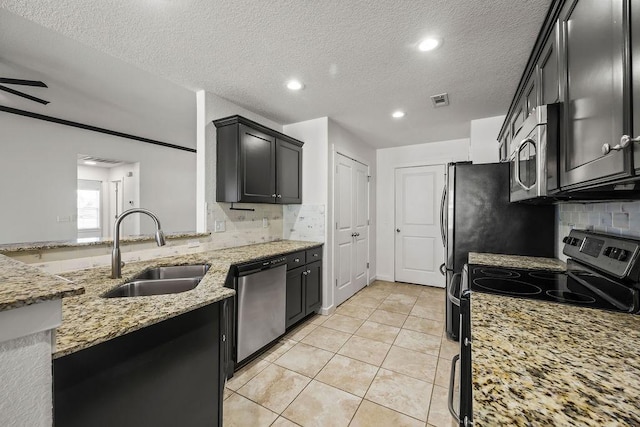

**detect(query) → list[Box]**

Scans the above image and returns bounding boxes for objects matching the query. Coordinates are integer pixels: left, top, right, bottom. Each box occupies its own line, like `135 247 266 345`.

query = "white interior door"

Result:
395 165 445 287
335 153 369 306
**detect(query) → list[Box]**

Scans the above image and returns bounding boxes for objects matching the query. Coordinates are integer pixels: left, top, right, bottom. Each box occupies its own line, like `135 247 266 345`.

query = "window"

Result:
77 179 101 231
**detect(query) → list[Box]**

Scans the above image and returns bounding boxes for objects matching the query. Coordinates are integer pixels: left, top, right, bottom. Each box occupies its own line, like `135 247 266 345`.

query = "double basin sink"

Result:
103 264 210 298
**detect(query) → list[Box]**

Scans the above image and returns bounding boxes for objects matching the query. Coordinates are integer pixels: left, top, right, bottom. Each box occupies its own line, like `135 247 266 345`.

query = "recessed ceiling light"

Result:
84 160 97 165
392 111 406 118
286 80 304 91
418 38 442 52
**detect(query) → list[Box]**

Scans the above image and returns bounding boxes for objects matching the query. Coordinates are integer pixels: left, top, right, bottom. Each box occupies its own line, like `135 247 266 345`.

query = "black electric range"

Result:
449 230 640 427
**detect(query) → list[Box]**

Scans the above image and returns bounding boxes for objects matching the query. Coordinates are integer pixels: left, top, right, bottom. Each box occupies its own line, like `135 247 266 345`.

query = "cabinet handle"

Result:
307 269 311 274
302 271 308 276
271 193 277 197
277 194 282 198
396 229 401 233
602 135 640 155
351 232 356 237
294 258 300 262
313 253 318 257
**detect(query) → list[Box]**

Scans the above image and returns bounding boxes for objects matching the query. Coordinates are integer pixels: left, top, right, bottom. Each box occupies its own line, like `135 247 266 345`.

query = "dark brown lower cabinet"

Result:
285 248 323 329
53 300 229 427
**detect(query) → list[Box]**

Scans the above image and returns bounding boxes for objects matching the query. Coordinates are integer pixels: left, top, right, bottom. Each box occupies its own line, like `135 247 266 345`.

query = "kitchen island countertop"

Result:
53 240 322 358
468 253 640 426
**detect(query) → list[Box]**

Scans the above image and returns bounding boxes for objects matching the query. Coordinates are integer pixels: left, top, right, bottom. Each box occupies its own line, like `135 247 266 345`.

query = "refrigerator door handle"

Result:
439 185 447 246
448 273 462 307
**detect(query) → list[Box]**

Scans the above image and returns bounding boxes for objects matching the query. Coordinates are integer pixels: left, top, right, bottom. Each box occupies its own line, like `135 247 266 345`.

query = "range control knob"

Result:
562 236 570 244
603 247 613 257
617 249 628 261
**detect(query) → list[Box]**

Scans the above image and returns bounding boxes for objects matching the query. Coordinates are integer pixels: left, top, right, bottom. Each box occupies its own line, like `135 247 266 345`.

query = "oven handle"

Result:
448 273 461 307
439 185 447 246
514 137 536 191
448 354 461 424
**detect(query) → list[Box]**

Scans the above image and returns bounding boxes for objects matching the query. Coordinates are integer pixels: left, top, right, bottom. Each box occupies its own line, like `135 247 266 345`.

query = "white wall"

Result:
0 113 196 244
469 115 505 164
376 138 470 281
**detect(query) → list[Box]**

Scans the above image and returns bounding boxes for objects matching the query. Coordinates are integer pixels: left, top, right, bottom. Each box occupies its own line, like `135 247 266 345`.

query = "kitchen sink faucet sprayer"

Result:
111 208 166 278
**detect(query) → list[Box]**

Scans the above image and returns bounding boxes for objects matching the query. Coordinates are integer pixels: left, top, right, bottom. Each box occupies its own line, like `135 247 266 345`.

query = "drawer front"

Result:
286 251 306 270
306 247 323 262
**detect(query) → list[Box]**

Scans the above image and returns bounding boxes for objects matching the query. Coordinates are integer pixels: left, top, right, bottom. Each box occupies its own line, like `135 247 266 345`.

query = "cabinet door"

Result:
285 266 305 328
239 124 276 203
539 26 559 106
560 0 630 188
276 139 302 204
304 261 322 314
632 0 640 172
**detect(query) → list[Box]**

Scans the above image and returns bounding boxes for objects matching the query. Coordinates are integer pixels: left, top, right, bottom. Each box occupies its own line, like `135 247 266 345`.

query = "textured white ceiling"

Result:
0 0 552 148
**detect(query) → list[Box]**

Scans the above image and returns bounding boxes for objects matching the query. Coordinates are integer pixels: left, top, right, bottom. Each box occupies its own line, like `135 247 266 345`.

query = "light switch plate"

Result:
214 220 226 233
263 217 268 228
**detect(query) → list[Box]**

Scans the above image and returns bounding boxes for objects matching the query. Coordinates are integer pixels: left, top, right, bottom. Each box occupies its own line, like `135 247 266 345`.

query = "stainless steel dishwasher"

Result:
234 255 287 365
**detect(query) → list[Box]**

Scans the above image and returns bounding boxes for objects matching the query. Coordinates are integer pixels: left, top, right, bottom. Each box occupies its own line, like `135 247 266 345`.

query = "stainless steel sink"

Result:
103 277 202 298
132 264 210 280
102 264 210 298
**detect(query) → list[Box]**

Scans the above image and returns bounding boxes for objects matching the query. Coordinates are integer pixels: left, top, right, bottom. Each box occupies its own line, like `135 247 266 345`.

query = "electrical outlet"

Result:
56 215 72 223
214 220 226 233
263 217 269 228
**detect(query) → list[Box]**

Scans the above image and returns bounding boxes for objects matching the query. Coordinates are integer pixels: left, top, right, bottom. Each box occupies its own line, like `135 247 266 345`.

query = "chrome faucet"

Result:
111 208 166 278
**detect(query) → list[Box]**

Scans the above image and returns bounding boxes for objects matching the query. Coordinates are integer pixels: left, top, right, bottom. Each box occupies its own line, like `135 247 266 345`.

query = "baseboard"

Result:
375 274 394 282
319 305 335 316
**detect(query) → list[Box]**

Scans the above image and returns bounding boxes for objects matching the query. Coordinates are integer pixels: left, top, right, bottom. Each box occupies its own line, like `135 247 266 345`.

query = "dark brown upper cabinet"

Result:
498 0 640 196
214 115 303 204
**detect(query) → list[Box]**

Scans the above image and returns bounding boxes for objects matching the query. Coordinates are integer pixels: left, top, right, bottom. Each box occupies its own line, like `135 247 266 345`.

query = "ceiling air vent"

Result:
430 93 449 108
78 155 123 165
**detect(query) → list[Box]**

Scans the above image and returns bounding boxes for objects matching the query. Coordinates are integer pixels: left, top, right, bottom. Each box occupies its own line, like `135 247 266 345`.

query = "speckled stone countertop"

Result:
471 289 640 425
469 252 566 271
0 254 84 311
0 231 211 253
53 240 322 359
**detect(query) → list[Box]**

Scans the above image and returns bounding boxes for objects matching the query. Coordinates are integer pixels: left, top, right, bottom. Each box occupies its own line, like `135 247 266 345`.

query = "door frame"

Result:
393 163 446 285
331 149 371 309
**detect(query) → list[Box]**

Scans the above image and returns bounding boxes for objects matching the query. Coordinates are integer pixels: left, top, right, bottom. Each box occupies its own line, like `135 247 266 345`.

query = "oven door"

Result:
449 265 473 426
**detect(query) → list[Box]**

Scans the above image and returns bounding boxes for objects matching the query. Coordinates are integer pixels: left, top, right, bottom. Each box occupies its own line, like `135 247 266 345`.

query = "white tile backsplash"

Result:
283 204 325 242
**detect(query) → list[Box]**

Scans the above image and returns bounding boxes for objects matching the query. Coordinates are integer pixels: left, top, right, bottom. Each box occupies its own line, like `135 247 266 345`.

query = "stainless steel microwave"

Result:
509 103 561 202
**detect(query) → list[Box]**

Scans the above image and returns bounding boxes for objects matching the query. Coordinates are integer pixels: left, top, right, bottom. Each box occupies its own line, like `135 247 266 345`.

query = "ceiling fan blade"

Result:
0 78 47 87
0 85 49 105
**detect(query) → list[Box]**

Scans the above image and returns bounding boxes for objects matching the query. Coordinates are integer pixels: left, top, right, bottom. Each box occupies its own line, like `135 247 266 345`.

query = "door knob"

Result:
356 232 360 237
277 194 282 198
271 193 276 197
396 228 401 233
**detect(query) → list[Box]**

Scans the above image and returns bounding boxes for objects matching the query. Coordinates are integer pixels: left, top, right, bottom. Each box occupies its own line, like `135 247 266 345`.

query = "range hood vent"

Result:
430 93 450 108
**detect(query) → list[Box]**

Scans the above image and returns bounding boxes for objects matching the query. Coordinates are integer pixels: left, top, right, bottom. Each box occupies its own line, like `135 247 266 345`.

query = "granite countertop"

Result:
471 291 640 426
0 231 211 253
53 240 322 358
469 252 566 271
0 254 84 311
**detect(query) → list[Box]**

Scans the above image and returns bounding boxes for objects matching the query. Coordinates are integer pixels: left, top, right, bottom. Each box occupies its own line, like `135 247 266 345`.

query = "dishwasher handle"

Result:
236 256 287 276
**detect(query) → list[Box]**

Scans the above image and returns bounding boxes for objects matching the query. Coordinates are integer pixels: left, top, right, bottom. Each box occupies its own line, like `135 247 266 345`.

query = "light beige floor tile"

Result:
439 338 459 360
368 309 408 327
223 388 234 400
237 364 311 414
338 335 391 366
285 322 318 341
261 338 297 363
301 326 352 352
226 358 270 391
349 295 384 308
392 283 425 296
354 320 400 344
271 416 300 426
385 293 418 305
223 393 278 427
410 303 445 321
428 385 457 427
394 329 441 356
315 354 378 397
434 357 452 388
282 380 361 427
335 302 377 320
350 400 424 427
403 315 445 337
357 287 391 300
309 313 329 325
274 342 334 377
378 299 414 315
322 313 365 334
382 345 438 382
365 368 433 422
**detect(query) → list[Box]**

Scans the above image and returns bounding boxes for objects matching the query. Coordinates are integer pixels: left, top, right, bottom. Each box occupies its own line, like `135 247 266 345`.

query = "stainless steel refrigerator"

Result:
443 162 555 340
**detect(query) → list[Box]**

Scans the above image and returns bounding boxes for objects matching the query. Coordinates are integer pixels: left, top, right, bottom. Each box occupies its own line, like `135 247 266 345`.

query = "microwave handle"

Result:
448 354 461 424
514 137 536 191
